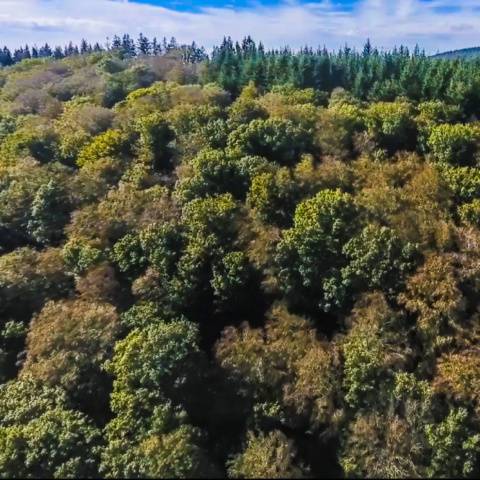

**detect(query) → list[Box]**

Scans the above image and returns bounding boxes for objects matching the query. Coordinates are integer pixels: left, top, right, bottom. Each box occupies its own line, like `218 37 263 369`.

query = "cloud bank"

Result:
0 0 479 53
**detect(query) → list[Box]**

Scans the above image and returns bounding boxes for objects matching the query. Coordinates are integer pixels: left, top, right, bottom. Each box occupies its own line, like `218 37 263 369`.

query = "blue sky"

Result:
133 0 357 12
0 1 479 53
134 0 286 10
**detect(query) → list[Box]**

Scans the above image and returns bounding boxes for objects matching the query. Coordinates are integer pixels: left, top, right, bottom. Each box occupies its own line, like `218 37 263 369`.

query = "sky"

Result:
0 0 480 54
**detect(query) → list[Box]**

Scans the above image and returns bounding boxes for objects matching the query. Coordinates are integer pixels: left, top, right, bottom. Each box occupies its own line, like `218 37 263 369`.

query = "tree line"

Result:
0 33 207 67
4 34 480 116
204 37 480 114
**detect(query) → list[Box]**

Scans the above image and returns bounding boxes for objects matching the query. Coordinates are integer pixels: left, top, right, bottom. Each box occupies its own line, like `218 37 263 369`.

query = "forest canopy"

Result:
2 34 480 478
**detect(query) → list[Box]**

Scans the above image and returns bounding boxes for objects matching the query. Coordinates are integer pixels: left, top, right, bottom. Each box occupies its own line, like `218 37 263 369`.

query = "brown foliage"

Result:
22 299 120 396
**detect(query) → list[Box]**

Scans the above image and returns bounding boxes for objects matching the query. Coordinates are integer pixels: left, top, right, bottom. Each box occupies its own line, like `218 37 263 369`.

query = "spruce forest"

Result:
3 34 480 478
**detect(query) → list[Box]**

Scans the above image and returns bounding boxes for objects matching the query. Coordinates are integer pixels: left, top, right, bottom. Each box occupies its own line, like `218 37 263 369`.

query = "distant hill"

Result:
431 46 480 60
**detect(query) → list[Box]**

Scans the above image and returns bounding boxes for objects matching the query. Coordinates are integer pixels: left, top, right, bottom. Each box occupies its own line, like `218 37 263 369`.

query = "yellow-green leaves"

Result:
228 430 305 479
76 129 129 168
365 100 417 152
227 118 313 166
0 378 101 478
428 123 480 166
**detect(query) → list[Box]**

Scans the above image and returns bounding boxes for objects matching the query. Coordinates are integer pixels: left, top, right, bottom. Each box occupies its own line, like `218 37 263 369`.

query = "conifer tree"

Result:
137 33 151 56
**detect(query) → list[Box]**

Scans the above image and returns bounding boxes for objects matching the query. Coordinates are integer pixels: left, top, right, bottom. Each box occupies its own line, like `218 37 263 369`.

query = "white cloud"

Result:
0 0 479 53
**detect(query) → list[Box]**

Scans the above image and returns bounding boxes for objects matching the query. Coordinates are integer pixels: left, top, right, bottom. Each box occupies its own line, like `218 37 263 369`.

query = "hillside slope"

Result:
431 46 480 60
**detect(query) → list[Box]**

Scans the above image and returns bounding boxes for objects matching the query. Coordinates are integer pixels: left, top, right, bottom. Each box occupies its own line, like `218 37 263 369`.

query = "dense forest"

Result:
2 34 480 478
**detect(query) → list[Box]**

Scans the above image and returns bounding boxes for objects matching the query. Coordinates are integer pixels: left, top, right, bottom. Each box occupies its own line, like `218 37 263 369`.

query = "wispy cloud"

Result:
0 0 479 53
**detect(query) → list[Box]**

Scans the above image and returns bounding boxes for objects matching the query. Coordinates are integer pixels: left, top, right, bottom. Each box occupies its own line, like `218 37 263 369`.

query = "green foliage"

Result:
459 199 480 226
247 167 300 227
63 239 104 275
0 378 101 478
182 193 239 246
77 129 129 168
0 320 26 382
228 430 305 478
316 101 365 158
0 114 16 143
102 401 217 479
211 251 254 309
426 408 480 478
416 100 462 152
0 122 59 164
55 100 114 164
168 103 228 156
364 100 417 152
134 112 174 170
439 165 480 203
105 319 205 419
428 123 480 166
140 223 184 274
227 118 313 165
176 149 249 202
227 83 268 129
276 189 358 312
120 302 162 330
0 160 67 241
101 319 216 478
102 64 159 107
341 293 401 409
341 224 418 295
342 323 385 409
111 232 146 275
27 180 70 245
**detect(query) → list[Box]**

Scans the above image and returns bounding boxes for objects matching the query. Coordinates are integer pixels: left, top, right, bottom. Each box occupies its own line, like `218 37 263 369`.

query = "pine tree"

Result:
13 48 23 63
39 43 52 57
0 47 13 66
80 39 90 55
363 38 372 57
53 46 64 59
122 34 136 57
137 33 151 56
167 36 178 52
64 41 78 57
112 35 122 51
152 37 162 56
